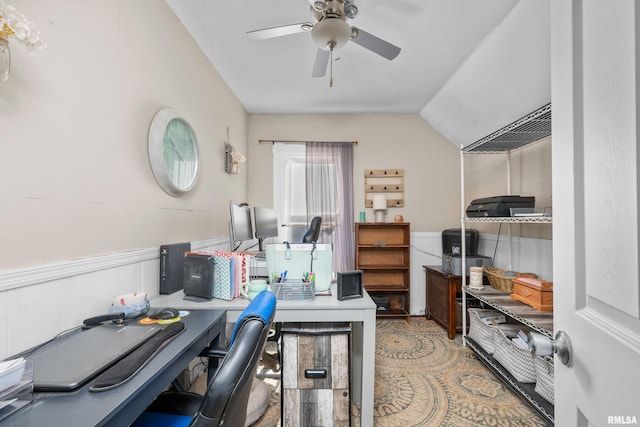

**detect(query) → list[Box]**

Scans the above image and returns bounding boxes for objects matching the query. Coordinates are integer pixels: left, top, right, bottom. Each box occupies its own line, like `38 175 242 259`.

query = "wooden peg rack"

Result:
364 169 405 208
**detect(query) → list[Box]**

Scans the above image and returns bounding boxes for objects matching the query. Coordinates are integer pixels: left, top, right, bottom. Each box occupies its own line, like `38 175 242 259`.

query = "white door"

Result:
552 1 640 425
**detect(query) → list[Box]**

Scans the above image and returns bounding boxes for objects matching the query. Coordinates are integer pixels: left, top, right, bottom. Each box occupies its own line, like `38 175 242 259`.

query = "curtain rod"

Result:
258 139 358 145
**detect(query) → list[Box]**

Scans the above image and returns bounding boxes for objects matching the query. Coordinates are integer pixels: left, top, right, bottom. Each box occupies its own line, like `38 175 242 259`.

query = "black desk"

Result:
4 308 225 427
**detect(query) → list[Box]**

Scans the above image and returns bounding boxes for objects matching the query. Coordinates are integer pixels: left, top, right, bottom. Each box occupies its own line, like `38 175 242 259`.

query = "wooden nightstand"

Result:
424 266 480 339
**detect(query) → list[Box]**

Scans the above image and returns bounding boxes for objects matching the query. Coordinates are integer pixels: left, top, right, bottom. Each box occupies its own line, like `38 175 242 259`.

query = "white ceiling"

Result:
167 0 551 147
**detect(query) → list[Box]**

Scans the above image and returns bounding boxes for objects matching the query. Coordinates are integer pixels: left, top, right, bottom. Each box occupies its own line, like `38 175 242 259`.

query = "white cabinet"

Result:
459 103 554 425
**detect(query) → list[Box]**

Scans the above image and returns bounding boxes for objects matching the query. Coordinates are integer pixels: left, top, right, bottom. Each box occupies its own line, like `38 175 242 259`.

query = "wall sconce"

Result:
224 126 246 174
372 194 387 223
224 143 246 174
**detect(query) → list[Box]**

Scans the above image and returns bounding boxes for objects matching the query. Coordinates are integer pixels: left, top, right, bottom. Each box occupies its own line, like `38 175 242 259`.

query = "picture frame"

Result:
337 270 363 301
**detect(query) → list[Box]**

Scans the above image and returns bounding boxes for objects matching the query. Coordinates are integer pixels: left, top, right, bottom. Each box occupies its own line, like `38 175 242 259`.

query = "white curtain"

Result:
306 142 354 272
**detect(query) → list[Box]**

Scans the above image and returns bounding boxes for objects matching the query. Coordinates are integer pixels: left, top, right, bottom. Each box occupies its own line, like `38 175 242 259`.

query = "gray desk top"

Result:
4 308 225 427
151 282 377 323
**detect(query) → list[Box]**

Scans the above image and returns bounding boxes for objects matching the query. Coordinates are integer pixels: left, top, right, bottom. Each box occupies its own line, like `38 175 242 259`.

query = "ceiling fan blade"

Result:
350 27 401 60
312 48 330 77
247 22 313 40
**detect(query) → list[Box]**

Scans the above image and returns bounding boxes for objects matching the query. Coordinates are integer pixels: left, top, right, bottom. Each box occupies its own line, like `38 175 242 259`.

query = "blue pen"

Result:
281 270 287 282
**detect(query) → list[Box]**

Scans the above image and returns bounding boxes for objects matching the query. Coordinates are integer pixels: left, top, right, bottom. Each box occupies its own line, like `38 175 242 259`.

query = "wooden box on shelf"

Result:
510 277 553 311
355 222 410 321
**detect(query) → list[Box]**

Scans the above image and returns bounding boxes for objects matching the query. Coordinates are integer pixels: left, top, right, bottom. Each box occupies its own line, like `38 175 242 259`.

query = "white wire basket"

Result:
271 280 315 301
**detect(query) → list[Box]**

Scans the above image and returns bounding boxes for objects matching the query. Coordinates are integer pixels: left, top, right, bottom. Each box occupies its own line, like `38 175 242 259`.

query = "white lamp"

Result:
372 194 387 223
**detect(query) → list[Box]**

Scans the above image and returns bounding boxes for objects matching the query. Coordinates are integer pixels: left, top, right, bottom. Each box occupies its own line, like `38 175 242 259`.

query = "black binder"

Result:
159 242 191 294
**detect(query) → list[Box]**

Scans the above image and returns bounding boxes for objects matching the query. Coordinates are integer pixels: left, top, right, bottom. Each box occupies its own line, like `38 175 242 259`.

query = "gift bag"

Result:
212 253 234 301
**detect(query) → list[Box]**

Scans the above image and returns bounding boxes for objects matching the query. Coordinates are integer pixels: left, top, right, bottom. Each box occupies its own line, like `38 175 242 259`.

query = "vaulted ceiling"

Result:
167 0 550 147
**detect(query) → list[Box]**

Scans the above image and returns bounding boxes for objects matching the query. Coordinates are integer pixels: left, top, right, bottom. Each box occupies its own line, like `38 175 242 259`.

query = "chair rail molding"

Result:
0 237 226 292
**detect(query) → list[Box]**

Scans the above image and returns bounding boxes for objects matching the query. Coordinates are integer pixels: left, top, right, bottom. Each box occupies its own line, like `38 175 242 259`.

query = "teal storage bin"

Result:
265 243 333 292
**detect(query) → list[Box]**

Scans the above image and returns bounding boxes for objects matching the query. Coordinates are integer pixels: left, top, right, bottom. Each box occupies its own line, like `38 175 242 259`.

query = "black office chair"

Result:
132 290 277 427
301 216 322 243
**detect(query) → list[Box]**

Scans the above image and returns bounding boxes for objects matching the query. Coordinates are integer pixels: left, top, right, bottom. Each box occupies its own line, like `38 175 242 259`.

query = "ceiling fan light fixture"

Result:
311 18 351 51
344 2 358 19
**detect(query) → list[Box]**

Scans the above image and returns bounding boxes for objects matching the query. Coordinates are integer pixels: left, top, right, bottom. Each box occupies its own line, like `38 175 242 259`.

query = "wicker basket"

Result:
493 329 536 383
484 266 537 292
534 355 554 403
467 308 525 354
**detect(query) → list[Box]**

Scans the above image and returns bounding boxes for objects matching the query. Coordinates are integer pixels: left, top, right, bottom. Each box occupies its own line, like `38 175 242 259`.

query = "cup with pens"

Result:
271 270 288 284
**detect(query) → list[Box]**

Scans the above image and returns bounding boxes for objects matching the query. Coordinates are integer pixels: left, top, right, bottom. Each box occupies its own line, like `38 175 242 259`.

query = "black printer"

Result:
466 195 535 217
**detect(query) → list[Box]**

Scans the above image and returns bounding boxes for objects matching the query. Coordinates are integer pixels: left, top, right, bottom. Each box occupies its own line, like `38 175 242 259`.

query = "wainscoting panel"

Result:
0 237 227 359
477 234 553 281
408 232 552 317
410 232 443 316
0 234 551 358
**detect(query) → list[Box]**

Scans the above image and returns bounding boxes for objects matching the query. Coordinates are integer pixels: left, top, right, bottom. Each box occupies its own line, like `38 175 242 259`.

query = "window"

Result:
273 143 305 242
273 141 355 271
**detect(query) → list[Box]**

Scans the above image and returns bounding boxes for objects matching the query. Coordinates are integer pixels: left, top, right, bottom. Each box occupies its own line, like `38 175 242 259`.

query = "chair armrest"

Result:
199 346 228 359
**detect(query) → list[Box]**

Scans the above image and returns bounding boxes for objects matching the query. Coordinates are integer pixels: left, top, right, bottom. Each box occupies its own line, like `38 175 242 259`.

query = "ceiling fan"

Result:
247 0 401 84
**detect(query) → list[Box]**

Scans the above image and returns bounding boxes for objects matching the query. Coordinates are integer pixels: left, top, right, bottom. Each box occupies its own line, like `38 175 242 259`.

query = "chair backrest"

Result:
191 290 276 427
228 288 276 346
301 216 322 243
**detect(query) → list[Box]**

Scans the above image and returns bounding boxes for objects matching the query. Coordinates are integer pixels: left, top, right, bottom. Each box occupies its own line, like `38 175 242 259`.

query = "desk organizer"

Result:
271 280 315 301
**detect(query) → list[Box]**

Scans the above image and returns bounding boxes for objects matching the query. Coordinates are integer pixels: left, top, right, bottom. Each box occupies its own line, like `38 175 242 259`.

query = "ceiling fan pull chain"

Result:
330 47 334 87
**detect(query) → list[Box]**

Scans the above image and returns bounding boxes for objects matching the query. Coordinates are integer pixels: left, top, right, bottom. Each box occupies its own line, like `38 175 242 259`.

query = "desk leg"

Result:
206 320 227 385
352 322 363 406
353 311 376 426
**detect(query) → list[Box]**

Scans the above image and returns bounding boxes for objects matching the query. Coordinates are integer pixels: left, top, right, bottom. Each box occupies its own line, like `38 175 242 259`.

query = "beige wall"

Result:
0 1 552 271
0 0 248 269
246 114 463 232
246 115 552 239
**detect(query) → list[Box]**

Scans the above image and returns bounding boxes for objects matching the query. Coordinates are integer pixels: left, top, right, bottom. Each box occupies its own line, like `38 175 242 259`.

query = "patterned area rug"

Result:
197 318 548 427
370 318 547 427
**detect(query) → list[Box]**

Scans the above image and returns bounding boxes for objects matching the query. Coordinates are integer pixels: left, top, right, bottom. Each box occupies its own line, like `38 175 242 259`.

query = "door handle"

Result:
554 330 573 366
527 330 574 367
